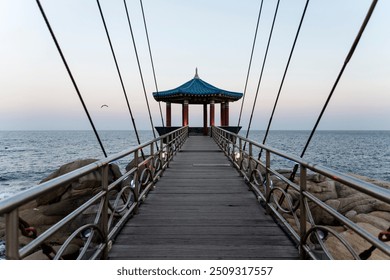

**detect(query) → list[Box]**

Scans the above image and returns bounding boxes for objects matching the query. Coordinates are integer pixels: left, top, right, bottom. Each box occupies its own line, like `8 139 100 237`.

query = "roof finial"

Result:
194 67 199 79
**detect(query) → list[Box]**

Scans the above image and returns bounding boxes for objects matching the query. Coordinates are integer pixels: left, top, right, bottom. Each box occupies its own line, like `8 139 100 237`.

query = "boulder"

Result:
4 159 123 259
307 173 327 183
324 222 389 260
309 199 340 225
23 244 80 260
36 159 121 206
352 213 389 230
370 211 390 222
337 193 378 214
374 201 390 212
335 181 359 198
305 180 338 202
345 210 358 220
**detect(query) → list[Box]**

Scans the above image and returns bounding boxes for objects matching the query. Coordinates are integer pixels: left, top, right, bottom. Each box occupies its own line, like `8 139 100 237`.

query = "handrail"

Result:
0 126 188 260
212 126 390 260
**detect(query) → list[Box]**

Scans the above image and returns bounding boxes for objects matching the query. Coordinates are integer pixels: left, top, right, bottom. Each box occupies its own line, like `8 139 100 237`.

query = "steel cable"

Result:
259 0 310 159
36 0 108 157
123 0 158 151
96 0 143 149
139 0 165 127
237 0 264 129
288 0 378 181
244 0 281 150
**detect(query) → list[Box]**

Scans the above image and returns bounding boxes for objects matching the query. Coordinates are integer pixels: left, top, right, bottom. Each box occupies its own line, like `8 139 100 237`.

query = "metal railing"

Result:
212 126 390 260
0 126 188 260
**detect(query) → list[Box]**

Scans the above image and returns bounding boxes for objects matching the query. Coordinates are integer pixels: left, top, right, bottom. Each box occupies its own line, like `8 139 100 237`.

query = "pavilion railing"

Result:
0 126 188 260
212 126 390 260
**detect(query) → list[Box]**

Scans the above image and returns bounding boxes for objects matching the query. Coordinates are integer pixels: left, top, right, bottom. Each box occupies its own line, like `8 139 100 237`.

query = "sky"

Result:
0 0 389 131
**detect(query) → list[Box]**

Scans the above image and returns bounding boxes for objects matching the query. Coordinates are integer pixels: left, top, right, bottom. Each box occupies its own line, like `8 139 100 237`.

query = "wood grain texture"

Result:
109 136 298 259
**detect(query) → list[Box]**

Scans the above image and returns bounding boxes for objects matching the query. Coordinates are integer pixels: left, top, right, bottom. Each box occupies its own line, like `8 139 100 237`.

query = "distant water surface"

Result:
0 130 389 201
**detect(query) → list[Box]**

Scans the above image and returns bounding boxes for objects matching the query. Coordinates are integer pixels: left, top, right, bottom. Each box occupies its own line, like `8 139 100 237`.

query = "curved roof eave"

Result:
153 76 243 102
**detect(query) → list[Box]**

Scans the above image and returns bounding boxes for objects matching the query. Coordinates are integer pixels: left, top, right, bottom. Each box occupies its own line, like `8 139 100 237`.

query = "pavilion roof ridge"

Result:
152 72 243 104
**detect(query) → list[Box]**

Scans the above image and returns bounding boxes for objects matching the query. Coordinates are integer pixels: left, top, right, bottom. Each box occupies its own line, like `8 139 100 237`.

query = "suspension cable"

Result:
123 0 158 151
139 0 165 127
259 0 310 159
244 0 281 149
96 0 143 149
36 0 107 157
288 0 378 181
237 0 264 129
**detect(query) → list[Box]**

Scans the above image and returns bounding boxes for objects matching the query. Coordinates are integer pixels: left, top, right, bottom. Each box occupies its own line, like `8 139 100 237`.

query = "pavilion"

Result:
153 69 243 135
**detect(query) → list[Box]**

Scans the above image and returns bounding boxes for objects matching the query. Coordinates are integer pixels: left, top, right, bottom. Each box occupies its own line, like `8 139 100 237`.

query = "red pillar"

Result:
166 102 171 127
225 102 229 126
210 100 215 127
220 102 225 126
203 103 208 135
182 100 189 126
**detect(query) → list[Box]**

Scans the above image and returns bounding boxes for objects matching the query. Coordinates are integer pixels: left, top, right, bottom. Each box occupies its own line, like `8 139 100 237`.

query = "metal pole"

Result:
36 0 107 158
299 164 307 259
5 210 20 259
101 165 109 259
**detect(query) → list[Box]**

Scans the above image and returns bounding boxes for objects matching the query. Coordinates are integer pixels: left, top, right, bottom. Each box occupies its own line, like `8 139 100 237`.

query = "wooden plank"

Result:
109 245 298 260
108 136 298 260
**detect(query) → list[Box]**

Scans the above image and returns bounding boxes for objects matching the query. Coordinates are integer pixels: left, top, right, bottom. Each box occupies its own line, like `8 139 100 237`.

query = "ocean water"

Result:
0 130 389 201
0 130 154 201
243 130 390 182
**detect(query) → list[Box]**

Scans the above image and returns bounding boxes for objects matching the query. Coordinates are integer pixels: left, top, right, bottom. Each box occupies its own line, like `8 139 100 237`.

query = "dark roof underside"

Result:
153 77 243 104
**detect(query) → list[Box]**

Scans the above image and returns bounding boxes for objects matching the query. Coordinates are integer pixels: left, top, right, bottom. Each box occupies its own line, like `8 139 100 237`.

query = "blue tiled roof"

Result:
153 76 243 100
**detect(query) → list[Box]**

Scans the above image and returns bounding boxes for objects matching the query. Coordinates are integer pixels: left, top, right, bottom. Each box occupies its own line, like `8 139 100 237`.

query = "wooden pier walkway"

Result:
109 136 298 259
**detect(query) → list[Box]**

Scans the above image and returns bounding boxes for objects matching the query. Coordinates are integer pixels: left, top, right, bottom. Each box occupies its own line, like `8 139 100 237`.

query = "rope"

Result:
288 0 378 182
139 0 165 127
244 0 281 150
237 0 264 129
123 0 159 151
259 0 310 159
36 0 108 158
96 0 144 153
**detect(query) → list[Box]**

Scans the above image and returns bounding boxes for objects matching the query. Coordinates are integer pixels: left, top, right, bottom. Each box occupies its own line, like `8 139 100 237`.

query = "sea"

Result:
0 130 389 202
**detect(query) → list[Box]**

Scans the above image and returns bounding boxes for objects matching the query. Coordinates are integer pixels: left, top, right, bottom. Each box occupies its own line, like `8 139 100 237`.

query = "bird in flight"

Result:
101 104 108 108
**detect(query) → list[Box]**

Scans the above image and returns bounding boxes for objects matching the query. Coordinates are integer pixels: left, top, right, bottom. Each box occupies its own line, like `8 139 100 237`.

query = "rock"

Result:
335 181 359 198
0 217 4 239
307 173 327 183
309 199 340 225
2 159 124 259
306 180 338 202
370 211 390 222
36 159 121 206
23 244 80 260
345 210 357 220
374 201 390 212
352 213 389 230
338 193 378 214
324 222 389 260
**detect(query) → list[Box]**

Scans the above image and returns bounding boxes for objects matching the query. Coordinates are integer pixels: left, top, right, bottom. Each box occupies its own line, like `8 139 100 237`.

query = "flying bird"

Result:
101 104 108 108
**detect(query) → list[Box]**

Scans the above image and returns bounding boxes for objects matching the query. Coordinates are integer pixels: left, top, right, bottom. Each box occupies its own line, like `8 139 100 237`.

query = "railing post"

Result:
265 150 271 214
150 142 154 180
249 143 253 177
134 149 140 214
101 164 109 259
167 134 171 168
299 164 307 259
5 209 20 259
160 137 164 171
238 138 242 173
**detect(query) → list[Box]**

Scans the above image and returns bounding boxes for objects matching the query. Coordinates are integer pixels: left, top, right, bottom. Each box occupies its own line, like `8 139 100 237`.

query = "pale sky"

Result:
0 0 389 131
